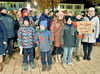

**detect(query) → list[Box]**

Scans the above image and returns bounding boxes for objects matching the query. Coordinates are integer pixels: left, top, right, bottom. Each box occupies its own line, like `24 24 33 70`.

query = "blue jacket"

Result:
0 20 7 55
39 13 50 30
0 13 15 38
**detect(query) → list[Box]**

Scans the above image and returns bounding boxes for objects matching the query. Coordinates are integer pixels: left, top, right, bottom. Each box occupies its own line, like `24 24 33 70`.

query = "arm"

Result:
35 32 40 46
61 27 65 46
95 17 100 39
0 20 7 43
48 31 52 46
17 28 23 47
50 21 55 41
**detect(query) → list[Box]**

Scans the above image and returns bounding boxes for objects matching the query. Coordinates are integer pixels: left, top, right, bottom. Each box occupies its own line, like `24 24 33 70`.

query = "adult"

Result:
82 7 99 60
0 20 7 71
50 11 64 63
39 9 50 30
0 7 15 59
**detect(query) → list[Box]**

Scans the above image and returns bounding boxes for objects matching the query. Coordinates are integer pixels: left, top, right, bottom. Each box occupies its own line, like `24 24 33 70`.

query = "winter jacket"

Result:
82 15 99 43
39 13 50 30
35 30 52 52
61 23 77 47
0 13 15 38
18 26 35 48
50 19 64 47
0 20 7 55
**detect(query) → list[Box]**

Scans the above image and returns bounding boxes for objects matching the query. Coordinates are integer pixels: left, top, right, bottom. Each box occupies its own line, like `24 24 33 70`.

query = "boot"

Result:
0 63 3 71
76 56 80 61
55 55 58 63
58 54 61 63
42 65 46 72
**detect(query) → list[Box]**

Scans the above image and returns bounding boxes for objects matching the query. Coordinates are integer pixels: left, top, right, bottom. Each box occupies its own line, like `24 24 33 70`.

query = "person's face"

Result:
50 12 53 16
45 9 49 15
67 18 72 24
58 14 64 20
31 12 34 15
76 15 82 19
24 20 29 26
88 10 95 16
40 25 45 30
13 9 17 14
1 9 7 14
24 12 29 16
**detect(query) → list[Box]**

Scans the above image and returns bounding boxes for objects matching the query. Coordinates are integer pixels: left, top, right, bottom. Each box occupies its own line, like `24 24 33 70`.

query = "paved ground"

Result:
0 45 100 74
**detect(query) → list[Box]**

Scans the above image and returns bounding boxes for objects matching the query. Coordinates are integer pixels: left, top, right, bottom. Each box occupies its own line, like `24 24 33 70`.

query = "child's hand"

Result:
19 46 23 49
3 42 7 45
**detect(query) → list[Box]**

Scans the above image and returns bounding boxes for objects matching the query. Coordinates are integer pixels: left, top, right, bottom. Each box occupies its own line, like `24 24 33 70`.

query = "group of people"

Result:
0 6 100 72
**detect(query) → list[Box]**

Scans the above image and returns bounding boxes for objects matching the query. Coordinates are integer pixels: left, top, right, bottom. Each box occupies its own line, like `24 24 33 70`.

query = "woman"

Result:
0 20 7 71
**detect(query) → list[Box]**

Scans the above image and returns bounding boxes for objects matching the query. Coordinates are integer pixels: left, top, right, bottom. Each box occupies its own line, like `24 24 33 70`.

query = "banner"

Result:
77 21 92 34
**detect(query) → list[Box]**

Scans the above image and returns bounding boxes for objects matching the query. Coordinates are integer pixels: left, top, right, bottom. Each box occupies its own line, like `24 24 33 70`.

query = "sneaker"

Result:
24 63 28 71
76 56 80 61
63 63 67 68
68 62 75 66
47 65 51 71
42 65 46 72
30 62 36 68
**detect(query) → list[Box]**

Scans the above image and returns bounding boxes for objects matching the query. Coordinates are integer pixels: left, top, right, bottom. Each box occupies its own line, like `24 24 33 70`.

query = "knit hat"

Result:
21 8 28 18
65 16 73 22
74 11 81 16
40 20 47 28
23 16 30 23
0 7 6 12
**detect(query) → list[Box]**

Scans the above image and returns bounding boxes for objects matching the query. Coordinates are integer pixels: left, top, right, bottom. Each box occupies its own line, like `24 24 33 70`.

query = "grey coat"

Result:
61 24 77 47
82 15 99 43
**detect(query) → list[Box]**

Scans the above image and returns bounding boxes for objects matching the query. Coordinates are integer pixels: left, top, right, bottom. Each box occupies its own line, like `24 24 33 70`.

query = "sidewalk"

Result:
0 45 100 74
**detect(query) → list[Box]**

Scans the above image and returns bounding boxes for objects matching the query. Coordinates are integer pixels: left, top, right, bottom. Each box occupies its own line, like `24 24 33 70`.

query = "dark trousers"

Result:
53 47 63 55
83 42 93 58
23 47 34 64
41 51 52 65
5 38 14 56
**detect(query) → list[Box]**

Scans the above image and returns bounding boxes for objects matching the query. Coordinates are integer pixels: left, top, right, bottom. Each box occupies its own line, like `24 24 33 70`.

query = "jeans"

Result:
5 38 14 56
63 47 73 64
83 42 93 58
41 51 52 65
23 47 34 64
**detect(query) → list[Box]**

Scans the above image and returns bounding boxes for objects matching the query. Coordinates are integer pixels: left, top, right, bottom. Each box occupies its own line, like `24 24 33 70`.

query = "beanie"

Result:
65 16 73 22
40 20 47 28
0 7 6 12
74 11 81 16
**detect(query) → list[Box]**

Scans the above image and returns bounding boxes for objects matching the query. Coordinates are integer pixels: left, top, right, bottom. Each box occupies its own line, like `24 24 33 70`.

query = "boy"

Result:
18 19 36 70
35 20 52 71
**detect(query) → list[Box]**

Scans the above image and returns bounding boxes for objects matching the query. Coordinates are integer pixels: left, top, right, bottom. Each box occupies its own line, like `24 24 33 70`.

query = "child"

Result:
0 20 7 71
35 20 52 71
61 16 77 68
18 19 36 70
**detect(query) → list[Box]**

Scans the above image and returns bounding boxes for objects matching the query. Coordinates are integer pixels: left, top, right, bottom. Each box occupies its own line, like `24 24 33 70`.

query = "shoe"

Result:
68 62 75 66
63 63 67 68
47 65 51 71
83 56 87 60
87 57 91 60
0 63 3 71
30 62 36 68
42 65 46 72
24 63 28 71
76 56 80 61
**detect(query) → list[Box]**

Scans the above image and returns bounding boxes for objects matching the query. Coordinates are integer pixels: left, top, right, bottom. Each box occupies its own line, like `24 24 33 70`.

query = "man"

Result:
0 7 15 59
82 7 99 60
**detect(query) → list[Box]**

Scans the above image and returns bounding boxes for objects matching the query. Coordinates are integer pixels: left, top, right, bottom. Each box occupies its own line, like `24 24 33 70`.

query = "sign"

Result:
77 21 92 34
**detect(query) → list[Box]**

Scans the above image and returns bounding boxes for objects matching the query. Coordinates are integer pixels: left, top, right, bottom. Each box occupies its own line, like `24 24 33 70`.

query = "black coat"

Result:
0 20 7 55
0 13 15 38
